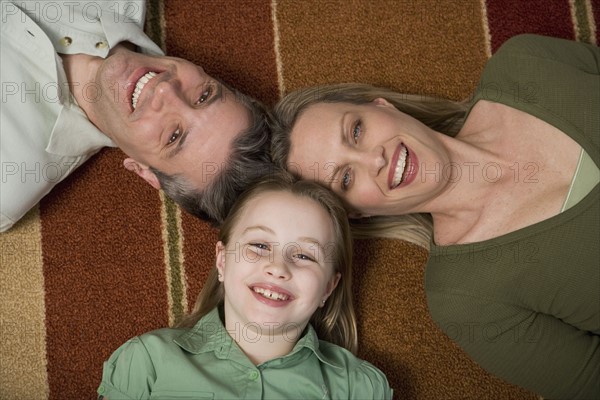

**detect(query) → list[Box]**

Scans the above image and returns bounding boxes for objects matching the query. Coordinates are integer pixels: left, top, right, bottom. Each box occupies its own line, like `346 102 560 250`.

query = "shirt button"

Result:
95 41 108 49
249 371 259 380
59 36 72 47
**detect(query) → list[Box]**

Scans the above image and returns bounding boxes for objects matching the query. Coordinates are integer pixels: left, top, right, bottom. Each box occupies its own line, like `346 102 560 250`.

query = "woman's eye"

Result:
352 121 362 143
341 169 352 190
196 87 213 104
168 128 181 145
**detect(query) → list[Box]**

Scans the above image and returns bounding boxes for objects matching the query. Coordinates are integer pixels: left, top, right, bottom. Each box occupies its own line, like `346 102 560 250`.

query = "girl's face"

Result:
216 191 340 338
287 99 451 217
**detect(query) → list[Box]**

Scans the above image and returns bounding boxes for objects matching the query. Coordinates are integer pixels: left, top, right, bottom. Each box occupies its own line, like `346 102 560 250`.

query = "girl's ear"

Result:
215 241 226 281
321 272 341 306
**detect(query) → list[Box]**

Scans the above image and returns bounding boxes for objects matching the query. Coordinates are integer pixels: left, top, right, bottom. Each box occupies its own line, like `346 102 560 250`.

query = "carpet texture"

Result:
1 0 598 399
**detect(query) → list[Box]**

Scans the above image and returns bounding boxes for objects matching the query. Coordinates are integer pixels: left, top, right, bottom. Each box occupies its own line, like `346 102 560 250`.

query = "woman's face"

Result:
287 99 450 217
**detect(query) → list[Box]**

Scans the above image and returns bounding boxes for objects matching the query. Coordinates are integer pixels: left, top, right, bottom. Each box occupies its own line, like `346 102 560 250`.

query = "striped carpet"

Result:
1 0 597 399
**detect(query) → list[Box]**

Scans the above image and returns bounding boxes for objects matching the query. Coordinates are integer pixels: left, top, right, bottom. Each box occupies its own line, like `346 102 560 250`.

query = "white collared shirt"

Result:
0 1 164 232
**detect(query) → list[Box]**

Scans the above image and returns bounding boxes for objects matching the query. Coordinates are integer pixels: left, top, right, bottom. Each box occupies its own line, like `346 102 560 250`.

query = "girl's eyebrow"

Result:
242 225 275 235
297 236 325 256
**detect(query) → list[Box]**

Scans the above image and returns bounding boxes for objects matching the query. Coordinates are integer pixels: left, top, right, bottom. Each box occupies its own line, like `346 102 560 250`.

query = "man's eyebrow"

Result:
165 82 223 159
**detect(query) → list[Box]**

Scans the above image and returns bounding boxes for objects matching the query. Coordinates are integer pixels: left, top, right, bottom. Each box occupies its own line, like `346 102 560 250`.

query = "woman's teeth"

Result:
253 287 289 301
131 71 157 110
391 145 408 188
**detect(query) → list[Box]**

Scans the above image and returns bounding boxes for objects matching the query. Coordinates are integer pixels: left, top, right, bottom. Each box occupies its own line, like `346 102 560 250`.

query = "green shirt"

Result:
98 308 392 399
426 35 599 399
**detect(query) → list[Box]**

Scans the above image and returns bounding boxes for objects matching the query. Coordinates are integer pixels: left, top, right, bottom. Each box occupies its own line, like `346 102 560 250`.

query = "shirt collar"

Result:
174 307 343 369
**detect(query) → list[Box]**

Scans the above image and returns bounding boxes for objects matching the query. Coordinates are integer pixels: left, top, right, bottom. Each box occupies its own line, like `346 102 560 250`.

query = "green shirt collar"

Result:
174 307 343 369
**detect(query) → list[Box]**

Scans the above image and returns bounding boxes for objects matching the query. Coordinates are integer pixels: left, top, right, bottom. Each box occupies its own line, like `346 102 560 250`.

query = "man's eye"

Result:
168 128 181 145
196 87 213 104
352 121 362 143
342 169 352 190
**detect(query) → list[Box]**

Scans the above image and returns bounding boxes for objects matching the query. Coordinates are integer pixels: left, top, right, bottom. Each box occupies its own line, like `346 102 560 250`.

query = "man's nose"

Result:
150 79 180 111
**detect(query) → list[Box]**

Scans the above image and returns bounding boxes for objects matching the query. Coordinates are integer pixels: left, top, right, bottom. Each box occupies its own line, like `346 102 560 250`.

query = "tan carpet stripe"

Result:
0 208 48 400
160 193 187 326
271 0 286 98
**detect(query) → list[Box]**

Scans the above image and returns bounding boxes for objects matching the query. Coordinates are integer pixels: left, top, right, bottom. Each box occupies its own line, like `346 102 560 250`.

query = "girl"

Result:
269 34 599 399
97 173 392 399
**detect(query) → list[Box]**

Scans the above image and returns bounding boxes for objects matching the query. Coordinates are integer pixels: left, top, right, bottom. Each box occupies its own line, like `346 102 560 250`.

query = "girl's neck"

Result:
229 324 305 365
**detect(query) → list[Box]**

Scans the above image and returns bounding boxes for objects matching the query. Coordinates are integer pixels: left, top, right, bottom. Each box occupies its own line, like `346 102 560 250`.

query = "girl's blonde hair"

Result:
270 83 468 248
178 171 358 354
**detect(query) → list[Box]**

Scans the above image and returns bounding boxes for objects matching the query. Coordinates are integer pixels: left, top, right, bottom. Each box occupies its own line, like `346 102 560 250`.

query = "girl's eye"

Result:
168 128 181 145
196 87 213 105
250 243 270 251
341 168 352 190
293 253 316 262
352 121 362 143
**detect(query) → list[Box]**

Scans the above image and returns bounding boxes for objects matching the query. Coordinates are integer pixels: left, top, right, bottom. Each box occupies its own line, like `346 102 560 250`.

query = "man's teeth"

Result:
391 145 408 188
253 287 289 301
131 71 157 110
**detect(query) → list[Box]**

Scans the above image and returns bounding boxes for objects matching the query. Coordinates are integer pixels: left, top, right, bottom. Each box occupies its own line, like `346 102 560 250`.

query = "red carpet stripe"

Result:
485 0 574 52
40 150 169 399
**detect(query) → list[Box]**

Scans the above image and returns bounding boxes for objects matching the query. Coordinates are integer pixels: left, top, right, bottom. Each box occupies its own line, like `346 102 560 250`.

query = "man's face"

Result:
84 46 250 190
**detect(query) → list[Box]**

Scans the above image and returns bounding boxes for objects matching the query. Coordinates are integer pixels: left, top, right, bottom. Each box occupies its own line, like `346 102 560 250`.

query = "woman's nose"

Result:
368 145 386 177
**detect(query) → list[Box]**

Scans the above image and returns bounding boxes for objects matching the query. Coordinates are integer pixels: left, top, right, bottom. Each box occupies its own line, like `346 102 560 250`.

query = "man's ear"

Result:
215 241 226 281
123 158 161 190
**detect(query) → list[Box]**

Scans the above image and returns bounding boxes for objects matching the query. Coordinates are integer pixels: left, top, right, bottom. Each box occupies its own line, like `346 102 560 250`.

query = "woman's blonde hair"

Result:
270 83 468 248
177 171 358 354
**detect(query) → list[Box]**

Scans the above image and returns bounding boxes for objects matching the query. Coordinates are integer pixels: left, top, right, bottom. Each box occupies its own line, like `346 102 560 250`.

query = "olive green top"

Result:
426 35 599 399
98 307 392 399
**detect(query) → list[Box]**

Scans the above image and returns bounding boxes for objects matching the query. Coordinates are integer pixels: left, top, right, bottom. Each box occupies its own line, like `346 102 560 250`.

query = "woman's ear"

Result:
348 211 371 219
215 241 226 281
372 97 393 108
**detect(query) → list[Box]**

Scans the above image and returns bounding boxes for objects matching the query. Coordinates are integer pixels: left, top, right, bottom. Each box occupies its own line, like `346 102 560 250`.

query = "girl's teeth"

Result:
253 287 289 301
392 145 408 187
131 71 157 110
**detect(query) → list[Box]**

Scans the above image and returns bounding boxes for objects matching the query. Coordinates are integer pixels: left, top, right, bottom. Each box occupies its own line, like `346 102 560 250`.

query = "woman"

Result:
98 173 392 399
270 34 599 399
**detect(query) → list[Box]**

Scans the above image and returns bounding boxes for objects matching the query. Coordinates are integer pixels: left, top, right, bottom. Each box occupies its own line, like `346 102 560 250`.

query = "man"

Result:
0 1 270 232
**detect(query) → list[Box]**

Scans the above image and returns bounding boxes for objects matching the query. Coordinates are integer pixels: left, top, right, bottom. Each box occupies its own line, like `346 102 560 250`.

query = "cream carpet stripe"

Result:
0 207 49 400
271 0 286 98
480 0 493 58
146 0 167 51
159 192 187 327
570 0 597 44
